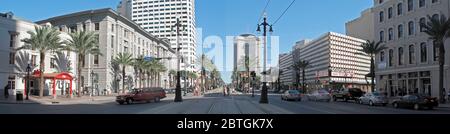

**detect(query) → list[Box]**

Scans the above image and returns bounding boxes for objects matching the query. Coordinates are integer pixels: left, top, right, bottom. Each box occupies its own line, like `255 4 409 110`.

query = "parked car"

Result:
307 89 331 102
281 90 302 101
392 94 438 110
116 88 166 105
332 88 364 102
358 92 389 106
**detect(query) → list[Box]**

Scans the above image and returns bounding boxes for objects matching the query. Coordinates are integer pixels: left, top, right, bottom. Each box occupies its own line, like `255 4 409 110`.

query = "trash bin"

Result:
16 91 23 101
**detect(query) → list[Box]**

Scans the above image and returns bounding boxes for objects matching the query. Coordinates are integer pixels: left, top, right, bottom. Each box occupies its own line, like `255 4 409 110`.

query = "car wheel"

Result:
154 97 161 102
393 103 399 108
126 98 133 105
414 104 420 110
369 101 374 106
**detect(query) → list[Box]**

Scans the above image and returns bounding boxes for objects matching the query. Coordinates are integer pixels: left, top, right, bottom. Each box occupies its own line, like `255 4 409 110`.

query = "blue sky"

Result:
0 0 373 83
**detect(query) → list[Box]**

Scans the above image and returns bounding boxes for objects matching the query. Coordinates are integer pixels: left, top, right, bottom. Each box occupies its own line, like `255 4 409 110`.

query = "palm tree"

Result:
292 60 310 93
64 30 101 97
133 55 148 88
112 53 133 94
421 15 450 103
358 40 387 93
20 26 64 97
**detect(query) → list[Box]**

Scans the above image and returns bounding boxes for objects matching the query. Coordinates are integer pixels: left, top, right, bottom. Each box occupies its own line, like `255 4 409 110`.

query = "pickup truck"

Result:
116 88 166 105
331 88 364 102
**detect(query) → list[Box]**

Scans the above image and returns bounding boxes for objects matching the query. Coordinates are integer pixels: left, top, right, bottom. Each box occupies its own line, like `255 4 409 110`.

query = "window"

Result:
388 28 393 40
9 52 15 64
399 47 404 65
397 3 403 15
31 55 37 66
380 31 385 42
9 33 17 47
398 24 404 38
419 0 425 7
408 0 414 11
409 45 415 64
408 21 415 35
380 51 385 62
433 41 438 61
94 55 99 65
50 58 56 68
420 42 427 62
379 11 384 22
419 18 426 32
432 14 439 21
432 0 438 3
111 35 114 48
111 24 114 32
95 23 100 31
388 7 393 19
389 49 394 66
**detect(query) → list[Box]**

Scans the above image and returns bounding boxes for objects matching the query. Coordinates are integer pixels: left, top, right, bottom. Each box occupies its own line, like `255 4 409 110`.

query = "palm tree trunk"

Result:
302 69 306 93
371 56 375 93
77 54 83 97
39 52 45 97
439 44 445 103
122 66 126 94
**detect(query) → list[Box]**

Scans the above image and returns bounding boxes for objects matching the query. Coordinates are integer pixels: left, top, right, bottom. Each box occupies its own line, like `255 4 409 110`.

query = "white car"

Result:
307 89 331 102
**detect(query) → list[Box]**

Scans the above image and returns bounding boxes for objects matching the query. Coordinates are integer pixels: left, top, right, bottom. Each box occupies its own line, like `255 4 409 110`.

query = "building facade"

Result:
278 52 294 86
372 0 450 98
1 12 77 97
117 0 197 72
346 8 376 41
295 32 372 93
36 8 176 92
233 34 261 74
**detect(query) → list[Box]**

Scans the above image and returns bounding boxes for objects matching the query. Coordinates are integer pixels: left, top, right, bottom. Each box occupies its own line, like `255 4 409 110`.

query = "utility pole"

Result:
257 13 273 104
172 18 185 102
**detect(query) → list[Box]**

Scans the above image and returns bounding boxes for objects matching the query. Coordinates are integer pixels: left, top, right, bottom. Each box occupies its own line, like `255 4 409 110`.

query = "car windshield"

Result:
130 89 140 94
289 90 300 94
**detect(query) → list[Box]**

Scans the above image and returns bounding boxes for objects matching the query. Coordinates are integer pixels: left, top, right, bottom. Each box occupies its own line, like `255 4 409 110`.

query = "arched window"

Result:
408 21 415 35
389 49 394 66
398 24 404 38
432 14 439 21
380 51 385 62
399 47 404 65
420 42 427 62
388 7 393 19
388 28 393 40
379 11 384 22
409 45 415 64
380 31 385 42
408 0 414 11
419 18 426 32
397 3 403 15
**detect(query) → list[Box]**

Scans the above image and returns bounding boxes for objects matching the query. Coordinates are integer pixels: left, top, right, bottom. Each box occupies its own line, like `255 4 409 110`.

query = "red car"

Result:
116 88 166 105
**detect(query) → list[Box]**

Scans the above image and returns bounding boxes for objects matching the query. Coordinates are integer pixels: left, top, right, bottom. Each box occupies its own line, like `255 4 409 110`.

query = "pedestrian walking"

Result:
4 83 10 99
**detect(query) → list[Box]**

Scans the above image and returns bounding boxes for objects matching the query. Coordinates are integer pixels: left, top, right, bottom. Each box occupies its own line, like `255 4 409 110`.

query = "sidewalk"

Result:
0 95 116 105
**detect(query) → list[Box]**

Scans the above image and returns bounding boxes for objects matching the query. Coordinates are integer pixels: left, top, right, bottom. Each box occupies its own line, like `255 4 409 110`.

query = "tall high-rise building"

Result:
118 0 197 71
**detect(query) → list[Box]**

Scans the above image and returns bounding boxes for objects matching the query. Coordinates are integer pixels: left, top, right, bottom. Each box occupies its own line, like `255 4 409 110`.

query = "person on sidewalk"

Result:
4 83 10 99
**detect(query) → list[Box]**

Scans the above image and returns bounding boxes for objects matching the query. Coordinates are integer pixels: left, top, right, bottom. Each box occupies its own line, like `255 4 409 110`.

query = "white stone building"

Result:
36 8 176 93
371 0 450 98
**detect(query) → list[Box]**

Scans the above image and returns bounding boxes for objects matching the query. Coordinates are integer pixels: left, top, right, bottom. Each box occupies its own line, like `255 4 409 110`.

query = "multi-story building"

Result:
117 0 197 72
278 52 294 86
372 0 450 98
346 8 376 41
233 34 261 74
295 32 372 92
36 8 176 92
1 12 77 97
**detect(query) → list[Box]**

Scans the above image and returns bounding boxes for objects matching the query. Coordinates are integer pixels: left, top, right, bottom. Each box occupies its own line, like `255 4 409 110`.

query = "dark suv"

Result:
332 88 364 102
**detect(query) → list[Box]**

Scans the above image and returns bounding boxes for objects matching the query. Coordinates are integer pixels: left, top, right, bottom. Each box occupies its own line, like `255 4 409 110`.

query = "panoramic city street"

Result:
2 88 450 114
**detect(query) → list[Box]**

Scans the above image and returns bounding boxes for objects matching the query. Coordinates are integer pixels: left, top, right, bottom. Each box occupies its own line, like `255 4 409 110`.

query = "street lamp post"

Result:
256 13 273 104
172 17 186 102
25 64 31 100
90 70 94 97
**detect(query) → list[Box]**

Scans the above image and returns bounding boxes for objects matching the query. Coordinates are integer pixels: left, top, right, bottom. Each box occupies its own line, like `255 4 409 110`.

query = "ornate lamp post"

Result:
25 64 31 100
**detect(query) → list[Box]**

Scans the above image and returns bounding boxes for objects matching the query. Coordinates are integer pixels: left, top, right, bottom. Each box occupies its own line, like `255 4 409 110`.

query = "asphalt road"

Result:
1 91 450 114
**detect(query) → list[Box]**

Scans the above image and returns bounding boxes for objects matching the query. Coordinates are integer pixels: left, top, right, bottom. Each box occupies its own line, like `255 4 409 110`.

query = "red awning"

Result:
32 70 73 80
